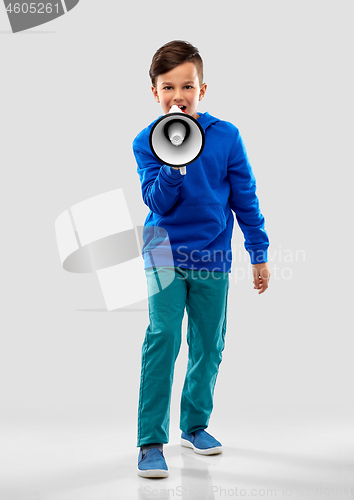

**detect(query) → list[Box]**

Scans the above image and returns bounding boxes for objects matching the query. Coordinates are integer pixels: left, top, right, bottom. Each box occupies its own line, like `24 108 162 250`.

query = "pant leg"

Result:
180 268 229 434
137 266 187 447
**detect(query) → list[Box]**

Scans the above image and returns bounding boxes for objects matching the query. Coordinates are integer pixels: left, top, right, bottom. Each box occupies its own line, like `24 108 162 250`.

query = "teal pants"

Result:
137 266 229 447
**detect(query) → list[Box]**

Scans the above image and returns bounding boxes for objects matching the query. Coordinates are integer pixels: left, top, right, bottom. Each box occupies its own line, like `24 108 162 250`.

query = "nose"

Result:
173 89 183 101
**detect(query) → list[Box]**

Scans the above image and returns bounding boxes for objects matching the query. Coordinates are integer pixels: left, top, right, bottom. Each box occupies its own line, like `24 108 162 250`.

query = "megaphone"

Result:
149 105 205 175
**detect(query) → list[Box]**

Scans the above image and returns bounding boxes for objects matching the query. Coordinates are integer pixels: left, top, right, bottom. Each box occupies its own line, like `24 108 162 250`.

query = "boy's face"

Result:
152 62 207 120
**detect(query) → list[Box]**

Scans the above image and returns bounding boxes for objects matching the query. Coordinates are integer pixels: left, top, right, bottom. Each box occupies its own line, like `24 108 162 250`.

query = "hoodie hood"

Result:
195 111 220 131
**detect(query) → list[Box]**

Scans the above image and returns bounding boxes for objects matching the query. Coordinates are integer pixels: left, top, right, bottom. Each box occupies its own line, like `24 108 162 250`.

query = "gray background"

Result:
0 1 353 498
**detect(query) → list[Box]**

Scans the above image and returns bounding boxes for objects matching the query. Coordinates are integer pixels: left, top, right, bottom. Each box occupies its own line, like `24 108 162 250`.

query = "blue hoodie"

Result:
133 111 269 273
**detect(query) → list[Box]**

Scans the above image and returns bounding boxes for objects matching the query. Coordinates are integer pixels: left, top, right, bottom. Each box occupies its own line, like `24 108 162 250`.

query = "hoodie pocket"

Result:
157 204 226 253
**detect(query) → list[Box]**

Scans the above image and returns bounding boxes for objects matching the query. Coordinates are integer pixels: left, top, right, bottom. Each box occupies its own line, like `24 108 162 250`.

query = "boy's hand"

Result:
252 262 271 294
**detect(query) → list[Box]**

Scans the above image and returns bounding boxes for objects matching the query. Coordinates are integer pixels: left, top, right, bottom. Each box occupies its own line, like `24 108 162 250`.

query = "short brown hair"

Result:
149 40 203 88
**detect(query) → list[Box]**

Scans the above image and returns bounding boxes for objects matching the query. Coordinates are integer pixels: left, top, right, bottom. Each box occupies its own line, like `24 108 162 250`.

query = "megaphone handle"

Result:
180 166 186 175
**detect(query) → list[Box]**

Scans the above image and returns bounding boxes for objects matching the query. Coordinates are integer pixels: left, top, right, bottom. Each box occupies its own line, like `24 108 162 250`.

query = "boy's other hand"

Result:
252 262 271 294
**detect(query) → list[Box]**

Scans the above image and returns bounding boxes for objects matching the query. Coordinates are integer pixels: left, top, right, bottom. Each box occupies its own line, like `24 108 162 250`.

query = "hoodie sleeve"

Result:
133 143 185 216
228 129 269 264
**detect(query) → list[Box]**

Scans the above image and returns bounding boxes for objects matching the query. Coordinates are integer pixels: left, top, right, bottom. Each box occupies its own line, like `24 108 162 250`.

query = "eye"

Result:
184 86 193 89
163 86 172 90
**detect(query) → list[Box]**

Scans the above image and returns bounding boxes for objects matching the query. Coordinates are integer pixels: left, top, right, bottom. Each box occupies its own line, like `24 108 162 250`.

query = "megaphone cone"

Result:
149 106 205 175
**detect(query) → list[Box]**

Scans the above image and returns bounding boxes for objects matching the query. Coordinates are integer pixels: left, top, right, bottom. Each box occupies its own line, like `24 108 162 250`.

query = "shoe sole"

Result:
137 467 169 478
181 437 222 455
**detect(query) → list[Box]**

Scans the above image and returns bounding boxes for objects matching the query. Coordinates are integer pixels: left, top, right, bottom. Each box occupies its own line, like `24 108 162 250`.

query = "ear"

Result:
151 86 160 103
199 83 207 101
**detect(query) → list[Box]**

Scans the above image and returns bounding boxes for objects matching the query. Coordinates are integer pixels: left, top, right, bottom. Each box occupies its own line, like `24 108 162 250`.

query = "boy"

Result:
133 40 270 478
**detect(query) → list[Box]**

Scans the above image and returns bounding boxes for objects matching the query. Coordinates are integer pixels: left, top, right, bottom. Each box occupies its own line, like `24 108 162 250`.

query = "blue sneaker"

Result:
137 447 169 478
181 429 222 455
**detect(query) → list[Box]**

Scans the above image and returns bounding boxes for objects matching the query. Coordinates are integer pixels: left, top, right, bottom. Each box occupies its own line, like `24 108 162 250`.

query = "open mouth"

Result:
177 105 187 111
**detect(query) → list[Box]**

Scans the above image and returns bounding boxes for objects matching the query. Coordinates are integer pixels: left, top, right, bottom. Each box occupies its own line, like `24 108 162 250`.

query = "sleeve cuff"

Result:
249 247 268 264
